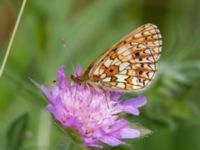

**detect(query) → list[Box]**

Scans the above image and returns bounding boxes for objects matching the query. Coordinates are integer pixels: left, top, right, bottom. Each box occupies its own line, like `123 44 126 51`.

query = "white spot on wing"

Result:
154 40 160 45
132 77 138 84
118 47 127 54
138 44 146 48
153 47 159 52
130 42 138 45
100 74 106 78
120 70 127 74
147 42 154 47
122 50 131 57
156 29 160 33
115 75 128 82
155 55 160 60
144 80 149 85
144 31 150 36
127 55 132 60
153 34 158 39
104 59 112 67
102 77 111 82
148 64 156 70
116 83 125 88
94 68 99 75
112 58 119 65
148 72 154 78
147 56 154 62
99 69 104 74
144 49 151 55
133 85 141 90
115 61 121 65
119 62 129 71
150 29 156 34
134 33 142 38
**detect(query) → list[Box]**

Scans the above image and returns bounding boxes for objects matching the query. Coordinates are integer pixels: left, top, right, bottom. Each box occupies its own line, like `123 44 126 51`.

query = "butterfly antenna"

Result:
28 77 41 89
61 38 76 72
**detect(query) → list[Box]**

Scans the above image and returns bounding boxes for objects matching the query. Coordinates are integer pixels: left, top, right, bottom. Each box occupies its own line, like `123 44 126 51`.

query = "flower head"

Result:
41 66 147 148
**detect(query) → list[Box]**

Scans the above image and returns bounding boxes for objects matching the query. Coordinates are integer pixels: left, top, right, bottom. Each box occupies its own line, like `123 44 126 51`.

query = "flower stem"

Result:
0 0 27 77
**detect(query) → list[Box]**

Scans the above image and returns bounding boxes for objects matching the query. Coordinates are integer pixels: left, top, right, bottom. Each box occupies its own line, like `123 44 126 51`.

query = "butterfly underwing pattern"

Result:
71 23 162 92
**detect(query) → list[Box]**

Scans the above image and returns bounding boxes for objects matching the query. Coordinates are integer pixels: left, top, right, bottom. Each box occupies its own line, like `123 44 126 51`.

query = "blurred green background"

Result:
1 0 200 150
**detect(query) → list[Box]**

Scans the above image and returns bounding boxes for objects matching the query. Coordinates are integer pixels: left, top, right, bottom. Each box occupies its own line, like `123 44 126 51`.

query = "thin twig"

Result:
0 0 27 77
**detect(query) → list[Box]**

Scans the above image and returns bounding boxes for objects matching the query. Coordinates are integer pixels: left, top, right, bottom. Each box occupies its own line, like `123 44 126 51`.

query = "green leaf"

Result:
6 113 29 150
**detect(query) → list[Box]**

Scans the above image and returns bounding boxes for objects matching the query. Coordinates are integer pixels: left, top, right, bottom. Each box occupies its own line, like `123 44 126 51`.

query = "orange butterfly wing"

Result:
85 23 162 91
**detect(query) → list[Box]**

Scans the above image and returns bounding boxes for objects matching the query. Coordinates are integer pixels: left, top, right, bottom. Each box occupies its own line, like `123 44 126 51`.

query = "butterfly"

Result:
71 23 162 92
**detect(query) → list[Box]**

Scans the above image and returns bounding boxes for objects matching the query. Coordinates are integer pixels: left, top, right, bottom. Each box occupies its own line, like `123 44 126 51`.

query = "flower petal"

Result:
40 85 53 102
100 136 124 146
46 104 55 112
58 66 68 89
84 138 102 148
120 96 147 115
110 91 122 101
122 106 140 115
123 96 147 108
42 66 147 148
73 65 82 77
110 119 128 132
86 143 103 149
51 83 59 98
64 116 79 127
120 128 140 139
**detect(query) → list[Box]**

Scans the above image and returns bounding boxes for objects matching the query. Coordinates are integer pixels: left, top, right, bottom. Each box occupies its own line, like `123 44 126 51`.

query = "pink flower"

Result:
41 66 147 148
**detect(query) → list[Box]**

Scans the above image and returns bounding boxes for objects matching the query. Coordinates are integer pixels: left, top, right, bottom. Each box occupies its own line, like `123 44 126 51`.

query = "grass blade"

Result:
0 0 27 77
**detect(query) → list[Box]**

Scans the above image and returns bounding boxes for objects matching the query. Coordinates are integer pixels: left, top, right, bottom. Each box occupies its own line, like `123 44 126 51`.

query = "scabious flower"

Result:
40 66 147 148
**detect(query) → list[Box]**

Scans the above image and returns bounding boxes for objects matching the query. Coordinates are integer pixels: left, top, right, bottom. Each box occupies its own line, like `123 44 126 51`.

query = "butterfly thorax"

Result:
71 74 88 85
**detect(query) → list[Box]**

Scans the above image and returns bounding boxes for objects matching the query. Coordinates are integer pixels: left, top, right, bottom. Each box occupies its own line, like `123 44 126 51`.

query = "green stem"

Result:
0 0 27 77
37 110 51 150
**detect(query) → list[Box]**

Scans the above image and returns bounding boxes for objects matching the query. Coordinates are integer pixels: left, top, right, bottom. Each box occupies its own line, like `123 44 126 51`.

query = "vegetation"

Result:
0 0 200 149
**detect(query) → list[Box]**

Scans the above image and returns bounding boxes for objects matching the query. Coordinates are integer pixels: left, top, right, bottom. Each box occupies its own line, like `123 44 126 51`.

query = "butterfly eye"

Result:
71 75 82 85
77 79 82 85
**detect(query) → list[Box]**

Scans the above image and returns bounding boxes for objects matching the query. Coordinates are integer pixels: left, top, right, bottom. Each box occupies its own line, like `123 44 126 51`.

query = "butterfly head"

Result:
71 75 86 85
